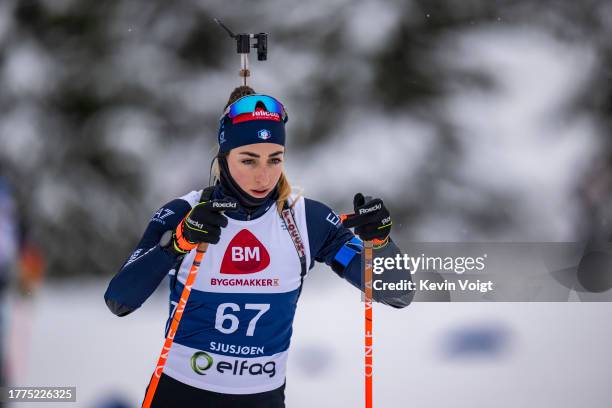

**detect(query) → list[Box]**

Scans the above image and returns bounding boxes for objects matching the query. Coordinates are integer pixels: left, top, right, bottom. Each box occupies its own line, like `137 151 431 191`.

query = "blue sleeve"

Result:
304 198 355 271
305 198 413 309
104 198 192 316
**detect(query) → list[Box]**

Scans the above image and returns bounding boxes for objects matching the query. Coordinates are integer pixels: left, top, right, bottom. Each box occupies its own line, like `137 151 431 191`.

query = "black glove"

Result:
173 188 238 252
342 193 392 242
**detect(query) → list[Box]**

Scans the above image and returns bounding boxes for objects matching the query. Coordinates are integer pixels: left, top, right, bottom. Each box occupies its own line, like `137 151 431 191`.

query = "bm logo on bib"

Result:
221 229 270 274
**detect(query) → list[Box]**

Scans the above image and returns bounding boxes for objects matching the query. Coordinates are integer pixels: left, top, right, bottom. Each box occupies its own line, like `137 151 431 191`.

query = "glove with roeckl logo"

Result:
173 187 238 253
342 193 392 243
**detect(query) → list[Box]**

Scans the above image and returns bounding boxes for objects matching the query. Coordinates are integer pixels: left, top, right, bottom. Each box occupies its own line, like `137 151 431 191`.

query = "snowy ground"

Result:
3 266 612 408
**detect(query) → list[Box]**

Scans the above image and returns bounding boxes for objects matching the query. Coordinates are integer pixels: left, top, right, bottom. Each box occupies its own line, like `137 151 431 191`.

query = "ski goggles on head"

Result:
222 94 289 124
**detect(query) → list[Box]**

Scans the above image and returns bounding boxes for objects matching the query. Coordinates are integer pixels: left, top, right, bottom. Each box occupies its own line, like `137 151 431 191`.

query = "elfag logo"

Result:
191 351 213 375
221 229 270 274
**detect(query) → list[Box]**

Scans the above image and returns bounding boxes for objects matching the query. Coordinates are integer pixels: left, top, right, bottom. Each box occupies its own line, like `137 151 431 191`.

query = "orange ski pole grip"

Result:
340 213 386 247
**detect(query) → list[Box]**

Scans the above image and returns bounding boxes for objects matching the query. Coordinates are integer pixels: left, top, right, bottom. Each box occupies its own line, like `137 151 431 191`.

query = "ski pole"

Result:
340 214 380 408
364 240 374 408
141 242 209 408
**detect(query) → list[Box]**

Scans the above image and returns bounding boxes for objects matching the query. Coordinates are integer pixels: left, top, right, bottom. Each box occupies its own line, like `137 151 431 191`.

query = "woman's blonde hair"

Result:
213 86 294 212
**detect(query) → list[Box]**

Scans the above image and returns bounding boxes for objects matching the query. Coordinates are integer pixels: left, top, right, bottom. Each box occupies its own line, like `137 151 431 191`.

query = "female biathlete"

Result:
104 87 413 408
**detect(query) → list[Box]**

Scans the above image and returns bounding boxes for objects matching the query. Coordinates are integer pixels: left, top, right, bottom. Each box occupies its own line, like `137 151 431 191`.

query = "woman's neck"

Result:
212 183 278 221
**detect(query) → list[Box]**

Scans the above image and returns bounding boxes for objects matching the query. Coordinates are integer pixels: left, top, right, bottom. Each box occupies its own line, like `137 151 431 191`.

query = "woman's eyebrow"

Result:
238 150 284 158
239 152 260 158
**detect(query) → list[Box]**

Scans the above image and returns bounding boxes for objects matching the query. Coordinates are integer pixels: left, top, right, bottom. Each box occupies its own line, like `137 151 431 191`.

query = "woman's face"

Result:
226 143 285 198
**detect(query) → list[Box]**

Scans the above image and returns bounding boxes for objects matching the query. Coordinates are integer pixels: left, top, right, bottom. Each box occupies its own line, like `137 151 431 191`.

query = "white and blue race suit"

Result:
105 185 412 394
